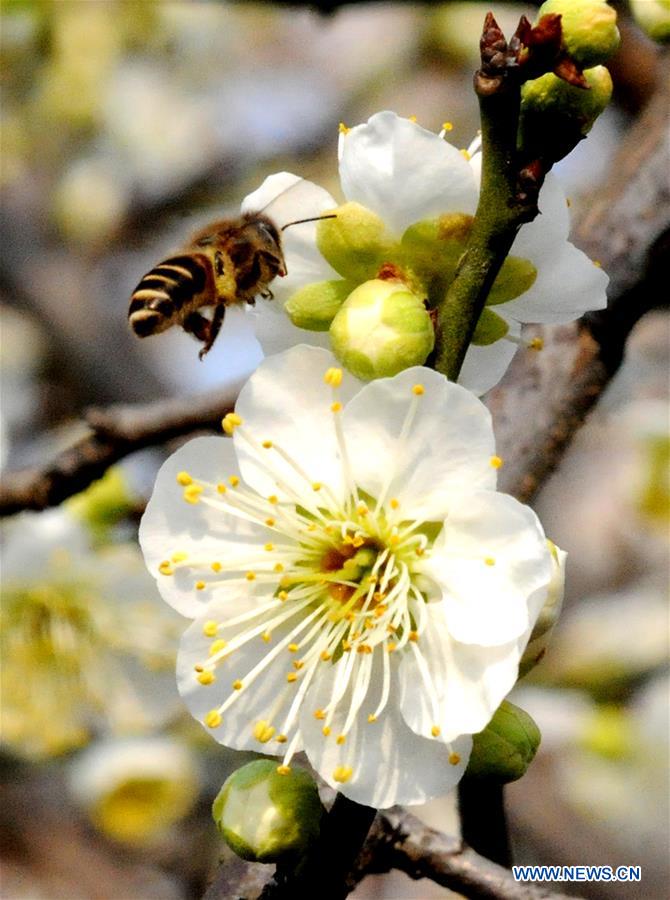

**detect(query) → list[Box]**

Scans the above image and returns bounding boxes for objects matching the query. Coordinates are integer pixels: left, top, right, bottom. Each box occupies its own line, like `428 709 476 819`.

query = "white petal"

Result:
422 492 552 646
457 319 521 396
339 112 478 235
499 241 609 325
178 592 308 753
233 345 361 503
342 366 496 521
399 601 522 741
512 173 570 255
139 436 271 617
300 651 471 808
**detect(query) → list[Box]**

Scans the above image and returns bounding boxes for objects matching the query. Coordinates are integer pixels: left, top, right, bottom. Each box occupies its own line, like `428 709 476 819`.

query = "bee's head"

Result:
243 213 282 253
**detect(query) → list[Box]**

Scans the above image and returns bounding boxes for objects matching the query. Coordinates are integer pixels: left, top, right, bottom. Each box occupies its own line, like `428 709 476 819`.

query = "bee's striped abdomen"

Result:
129 254 209 337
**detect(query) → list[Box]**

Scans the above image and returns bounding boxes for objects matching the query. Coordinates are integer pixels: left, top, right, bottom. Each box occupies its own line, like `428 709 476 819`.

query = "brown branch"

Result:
0 386 238 516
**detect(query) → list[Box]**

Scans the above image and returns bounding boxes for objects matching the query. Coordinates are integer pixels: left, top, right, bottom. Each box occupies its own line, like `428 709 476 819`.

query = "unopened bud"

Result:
629 0 670 45
466 701 541 783
329 278 434 380
285 279 354 331
519 65 613 162
537 0 620 67
212 760 324 863
520 541 567 677
317 202 395 283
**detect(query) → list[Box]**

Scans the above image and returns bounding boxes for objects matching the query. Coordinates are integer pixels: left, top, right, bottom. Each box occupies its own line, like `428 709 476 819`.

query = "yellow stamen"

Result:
449 752 461 766
412 384 425 396
278 590 288 602
431 725 441 737
276 734 287 744
336 734 346 745
390 498 400 510
409 630 419 642
367 714 377 723
528 336 544 351
442 121 454 132
176 471 193 486
322 725 331 736
246 571 256 581
387 642 397 653
320 651 331 661
229 475 240 487
197 671 215 685
204 710 222 728
286 672 298 683
333 765 353 783
262 440 273 449
338 122 350 135
288 643 299 653
183 484 203 504
312 482 322 492
195 580 206 591
268 495 278 505
490 455 504 469
203 621 218 638
211 561 222 572
460 148 471 160
484 557 496 567
324 367 343 387
408 114 417 122
293 660 304 670
210 639 227 655
314 709 326 720
253 720 275 743
265 517 276 527
222 412 243 434
274 563 284 573
593 259 602 268
261 631 272 643
331 401 342 413
276 765 291 775
264 542 274 552
171 551 188 562
216 483 227 494
158 561 174 576
232 679 243 691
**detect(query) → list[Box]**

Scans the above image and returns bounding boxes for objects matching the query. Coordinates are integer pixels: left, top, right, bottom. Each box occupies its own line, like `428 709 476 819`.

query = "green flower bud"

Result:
487 256 538 306
316 202 396 283
329 278 434 381
519 66 613 162
519 541 566 677
212 760 324 863
630 0 670 44
537 0 620 67
285 279 355 331
466 701 541 783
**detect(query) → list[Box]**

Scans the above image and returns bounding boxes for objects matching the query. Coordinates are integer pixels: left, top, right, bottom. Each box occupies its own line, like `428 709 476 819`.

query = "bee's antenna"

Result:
281 214 337 232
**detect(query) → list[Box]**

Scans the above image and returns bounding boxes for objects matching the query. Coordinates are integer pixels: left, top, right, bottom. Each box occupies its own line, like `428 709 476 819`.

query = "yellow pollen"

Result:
431 725 441 737
176 471 193 486
293 660 304 670
314 709 326 720
442 121 454 132
286 672 298 683
245 571 256 581
197 671 215 685
338 122 350 135
322 725 331 736
216 483 227 494
593 259 602 268
195 580 206 591
265 517 276 527
278 590 289 602
387 623 397 632
389 534 400 546
356 504 368 516
280 576 291 588
320 651 331 661
194 664 204 673
312 482 322 492
484 556 496 566
390 498 400 510
367 714 377 723
387 641 397 652
276 734 287 744
211 561 222 572
357 644 372 654
268 495 278 505
264 543 274 552
261 631 272 643
528 336 544 351
253 720 276 743
324 367 343 387
415 547 424 557
273 563 284 573
203 621 218 637
333 765 353 783
374 605 387 617
158 561 174 576
490 455 504 469
342 640 351 652
460 148 471 160
222 412 243 434
336 734 346 745
210 639 227 655
229 475 240 487
262 440 273 449
409 630 419 642
276 765 291 775
183 484 203 504
449 752 461 766
232 679 243 690
307 524 317 532
412 384 425 396
288 643 299 653
171 551 188 562
331 401 342 413
408 114 417 122
204 710 222 728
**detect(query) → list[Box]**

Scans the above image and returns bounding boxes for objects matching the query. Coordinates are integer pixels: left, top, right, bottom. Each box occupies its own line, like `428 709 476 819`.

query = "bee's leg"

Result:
184 305 226 360
259 287 274 300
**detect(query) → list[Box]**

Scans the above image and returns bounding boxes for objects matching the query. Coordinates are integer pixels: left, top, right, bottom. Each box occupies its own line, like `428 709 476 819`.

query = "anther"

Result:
246 571 256 581
387 642 397 652
324 367 343 387
320 651 331 661
336 734 346 745
203 621 218 637
322 725 331 736
528 337 544 351
314 709 326 720
338 123 350 135
261 631 272 643
484 557 496 566
204 710 222 728
198 671 215 685
286 673 298 683
276 765 291 775
293 660 304 670
390 498 400 510
593 260 602 268
490 455 504 469
158 561 174 576
367 714 377 723
460 148 471 160
222 412 243 434
172 551 188 562
278 590 289 602
264 543 274 552
176 471 193 486
216 483 227 494
210 639 227 655
312 482 322 492
442 121 454 131
262 440 273 449
253 720 276 743
195 581 206 591
265 517 276 527
183 484 203 504
288 643 299 653
408 114 417 122
211 561 222 572
276 734 287 744
333 765 353 783
412 384 425 396
268 495 278 505
229 475 240 487
232 679 243 691
431 725 441 737
449 752 461 766
331 401 342 413
274 563 284 573
409 630 419 642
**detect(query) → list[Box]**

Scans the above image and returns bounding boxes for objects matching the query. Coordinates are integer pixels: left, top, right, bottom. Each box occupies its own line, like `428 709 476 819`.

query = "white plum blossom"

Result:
140 346 556 808
239 111 608 395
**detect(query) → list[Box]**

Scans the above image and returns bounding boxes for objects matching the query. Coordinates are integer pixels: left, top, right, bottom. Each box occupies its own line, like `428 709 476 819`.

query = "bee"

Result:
128 183 335 359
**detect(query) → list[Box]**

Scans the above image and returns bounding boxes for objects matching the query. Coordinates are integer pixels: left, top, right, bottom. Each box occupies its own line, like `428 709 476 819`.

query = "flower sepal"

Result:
536 0 620 68
465 701 541 783
316 201 396 283
212 759 324 863
285 280 355 331
329 278 434 380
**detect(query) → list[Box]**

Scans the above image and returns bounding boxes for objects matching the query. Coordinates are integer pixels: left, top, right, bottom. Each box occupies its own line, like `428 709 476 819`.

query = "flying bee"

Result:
128 181 335 359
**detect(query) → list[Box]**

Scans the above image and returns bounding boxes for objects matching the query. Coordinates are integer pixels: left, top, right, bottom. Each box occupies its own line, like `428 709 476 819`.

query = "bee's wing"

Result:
242 173 337 228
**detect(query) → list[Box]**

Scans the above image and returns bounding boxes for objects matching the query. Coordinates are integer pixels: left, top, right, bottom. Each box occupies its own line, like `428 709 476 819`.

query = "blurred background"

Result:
1 1 668 898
